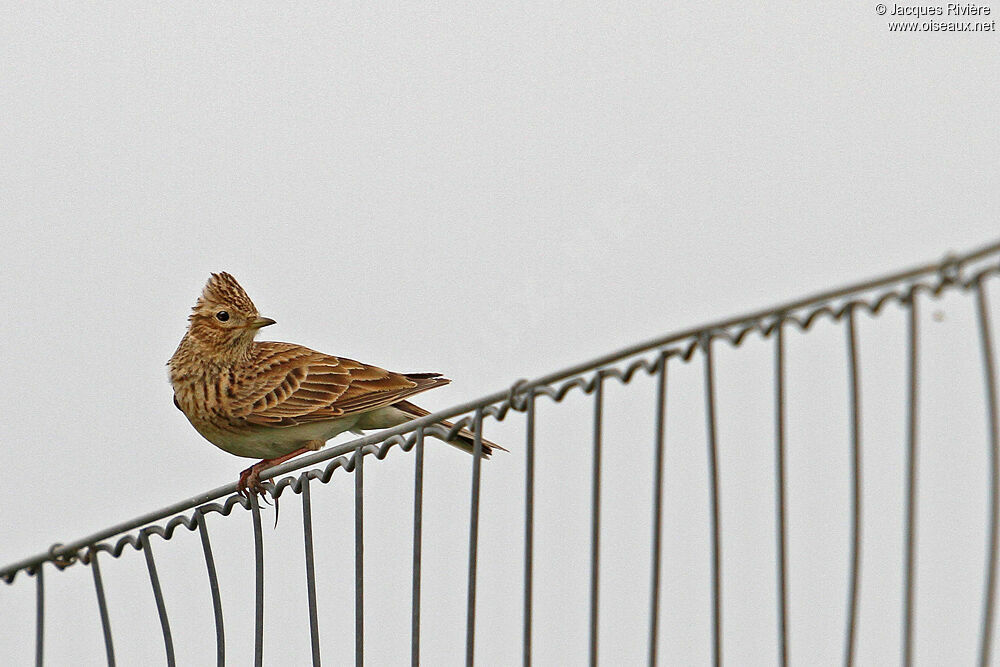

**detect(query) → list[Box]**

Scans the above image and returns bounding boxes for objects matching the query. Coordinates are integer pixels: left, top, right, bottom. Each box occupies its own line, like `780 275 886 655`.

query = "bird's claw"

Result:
237 464 270 502
236 462 279 524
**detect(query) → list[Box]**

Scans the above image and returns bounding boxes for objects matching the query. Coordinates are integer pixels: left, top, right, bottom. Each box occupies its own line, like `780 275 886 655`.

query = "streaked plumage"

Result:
169 272 501 496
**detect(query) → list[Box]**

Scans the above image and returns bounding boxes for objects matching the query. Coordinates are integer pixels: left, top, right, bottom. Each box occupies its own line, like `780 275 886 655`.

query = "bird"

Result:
168 272 503 497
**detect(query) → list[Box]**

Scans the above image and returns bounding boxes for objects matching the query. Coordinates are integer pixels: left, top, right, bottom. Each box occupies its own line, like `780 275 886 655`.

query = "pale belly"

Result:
188 414 363 459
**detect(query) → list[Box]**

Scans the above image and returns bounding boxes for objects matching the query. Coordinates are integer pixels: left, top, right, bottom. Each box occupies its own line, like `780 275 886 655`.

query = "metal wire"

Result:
976 277 999 667
354 446 365 667
89 548 116 666
251 494 265 667
589 375 604 667
411 427 425 667
844 305 863 667
34 564 43 667
648 352 667 667
301 477 322 666
140 531 175 666
4 240 1000 665
466 409 485 666
195 511 225 667
902 291 920 665
523 393 536 667
702 334 723 667
774 320 789 667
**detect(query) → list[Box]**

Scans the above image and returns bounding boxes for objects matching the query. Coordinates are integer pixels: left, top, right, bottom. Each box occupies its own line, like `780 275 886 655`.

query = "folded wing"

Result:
230 342 449 427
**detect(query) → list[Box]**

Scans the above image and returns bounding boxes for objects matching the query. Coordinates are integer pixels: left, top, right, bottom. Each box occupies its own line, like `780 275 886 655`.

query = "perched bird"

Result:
168 272 502 497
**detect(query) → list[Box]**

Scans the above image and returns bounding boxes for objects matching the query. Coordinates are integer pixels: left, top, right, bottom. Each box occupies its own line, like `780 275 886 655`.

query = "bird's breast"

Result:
171 372 234 419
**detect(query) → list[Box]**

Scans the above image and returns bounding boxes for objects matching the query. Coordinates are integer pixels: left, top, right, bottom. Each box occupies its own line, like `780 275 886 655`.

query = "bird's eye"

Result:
216 311 230 322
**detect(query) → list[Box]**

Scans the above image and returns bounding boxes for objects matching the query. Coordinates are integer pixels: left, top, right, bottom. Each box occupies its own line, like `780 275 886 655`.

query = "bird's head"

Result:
185 272 275 355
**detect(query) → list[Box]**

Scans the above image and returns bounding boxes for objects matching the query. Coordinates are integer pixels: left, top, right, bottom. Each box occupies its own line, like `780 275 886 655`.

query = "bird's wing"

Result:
231 342 449 427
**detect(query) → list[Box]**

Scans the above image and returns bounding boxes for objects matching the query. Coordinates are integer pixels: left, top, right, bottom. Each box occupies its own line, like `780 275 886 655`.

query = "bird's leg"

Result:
237 447 313 499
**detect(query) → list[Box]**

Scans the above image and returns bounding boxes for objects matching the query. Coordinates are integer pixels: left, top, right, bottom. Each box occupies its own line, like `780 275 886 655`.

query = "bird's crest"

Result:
194 272 258 315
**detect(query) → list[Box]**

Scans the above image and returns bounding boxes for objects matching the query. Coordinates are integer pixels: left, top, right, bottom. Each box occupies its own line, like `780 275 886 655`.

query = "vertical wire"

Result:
140 531 175 667
589 375 604 667
195 511 225 667
648 353 668 667
976 278 999 667
89 549 116 666
703 335 723 667
774 322 789 667
34 563 43 667
302 477 322 667
466 410 485 667
845 306 863 667
355 446 365 667
250 494 265 667
524 394 536 667
411 427 425 667
902 291 920 666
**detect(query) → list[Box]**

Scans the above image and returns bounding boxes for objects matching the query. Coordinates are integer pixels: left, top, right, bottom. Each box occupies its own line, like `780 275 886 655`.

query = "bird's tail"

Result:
393 400 507 458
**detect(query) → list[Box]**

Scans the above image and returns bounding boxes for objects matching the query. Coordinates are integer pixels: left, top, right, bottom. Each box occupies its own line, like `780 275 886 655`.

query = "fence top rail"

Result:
3 238 999 582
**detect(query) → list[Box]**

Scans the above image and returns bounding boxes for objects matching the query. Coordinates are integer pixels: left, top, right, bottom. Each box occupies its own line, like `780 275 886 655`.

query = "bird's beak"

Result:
248 316 276 329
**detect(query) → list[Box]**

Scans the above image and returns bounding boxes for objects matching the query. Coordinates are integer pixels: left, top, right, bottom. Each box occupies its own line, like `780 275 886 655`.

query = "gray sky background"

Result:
1 2 999 665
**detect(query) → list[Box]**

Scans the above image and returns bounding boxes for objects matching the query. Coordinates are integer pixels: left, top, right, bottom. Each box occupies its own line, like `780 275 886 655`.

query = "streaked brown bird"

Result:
168 272 502 497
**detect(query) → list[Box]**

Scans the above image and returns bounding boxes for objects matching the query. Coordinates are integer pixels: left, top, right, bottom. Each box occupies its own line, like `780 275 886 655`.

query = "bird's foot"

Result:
237 462 272 502
237 447 312 510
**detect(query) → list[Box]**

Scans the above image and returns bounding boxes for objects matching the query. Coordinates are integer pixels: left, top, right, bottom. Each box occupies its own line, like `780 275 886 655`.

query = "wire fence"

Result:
3 240 1000 666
